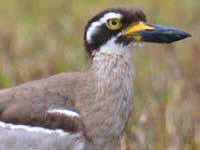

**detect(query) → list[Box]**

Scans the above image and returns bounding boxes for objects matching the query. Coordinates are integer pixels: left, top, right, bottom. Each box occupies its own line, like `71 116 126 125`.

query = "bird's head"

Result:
84 7 190 59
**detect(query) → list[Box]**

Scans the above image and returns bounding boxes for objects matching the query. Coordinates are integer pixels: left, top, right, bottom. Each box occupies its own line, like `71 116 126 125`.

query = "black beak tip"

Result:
187 33 192 37
138 24 191 44
168 31 191 43
181 32 192 38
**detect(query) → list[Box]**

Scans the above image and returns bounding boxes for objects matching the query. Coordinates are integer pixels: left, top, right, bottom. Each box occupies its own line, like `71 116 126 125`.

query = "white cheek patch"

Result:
99 37 122 53
98 35 133 60
47 109 80 118
86 12 122 43
0 121 67 135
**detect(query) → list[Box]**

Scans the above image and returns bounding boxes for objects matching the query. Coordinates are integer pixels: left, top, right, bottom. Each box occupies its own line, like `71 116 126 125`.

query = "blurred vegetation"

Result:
0 0 199 149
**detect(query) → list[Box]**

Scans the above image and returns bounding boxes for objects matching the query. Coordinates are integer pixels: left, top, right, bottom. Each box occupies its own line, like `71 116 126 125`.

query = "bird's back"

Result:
0 72 86 150
0 72 84 131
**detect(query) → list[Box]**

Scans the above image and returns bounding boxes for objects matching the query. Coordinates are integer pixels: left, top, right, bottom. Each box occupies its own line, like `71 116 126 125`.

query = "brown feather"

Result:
0 73 84 132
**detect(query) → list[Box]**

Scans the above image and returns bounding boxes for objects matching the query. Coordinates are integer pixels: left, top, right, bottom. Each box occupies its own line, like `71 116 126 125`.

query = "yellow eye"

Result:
106 18 122 30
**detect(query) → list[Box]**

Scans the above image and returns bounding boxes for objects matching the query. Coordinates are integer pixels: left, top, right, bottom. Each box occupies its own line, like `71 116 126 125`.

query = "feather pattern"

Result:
75 51 134 149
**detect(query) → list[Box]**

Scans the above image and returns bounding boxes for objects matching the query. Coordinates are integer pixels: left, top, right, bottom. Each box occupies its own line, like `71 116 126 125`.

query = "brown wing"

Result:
0 72 83 133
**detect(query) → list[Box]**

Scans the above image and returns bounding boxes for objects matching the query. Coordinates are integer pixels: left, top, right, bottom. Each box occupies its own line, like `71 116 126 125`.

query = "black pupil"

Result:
111 20 117 26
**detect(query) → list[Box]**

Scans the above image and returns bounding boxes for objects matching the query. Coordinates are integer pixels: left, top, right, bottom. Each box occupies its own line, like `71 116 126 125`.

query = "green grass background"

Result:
0 0 199 149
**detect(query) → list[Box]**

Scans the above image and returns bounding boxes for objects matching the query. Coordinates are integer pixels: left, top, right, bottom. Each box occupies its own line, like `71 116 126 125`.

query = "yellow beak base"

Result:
124 21 155 36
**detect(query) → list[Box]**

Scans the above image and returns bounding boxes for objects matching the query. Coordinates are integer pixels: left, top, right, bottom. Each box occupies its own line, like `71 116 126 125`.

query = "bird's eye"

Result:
106 18 122 30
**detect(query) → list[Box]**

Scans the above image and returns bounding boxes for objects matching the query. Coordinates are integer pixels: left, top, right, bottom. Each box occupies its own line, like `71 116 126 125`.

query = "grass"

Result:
0 0 199 149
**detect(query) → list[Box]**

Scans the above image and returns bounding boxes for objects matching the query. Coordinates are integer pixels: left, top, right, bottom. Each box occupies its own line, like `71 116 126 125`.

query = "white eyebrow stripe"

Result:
86 12 122 43
0 121 67 135
47 109 80 117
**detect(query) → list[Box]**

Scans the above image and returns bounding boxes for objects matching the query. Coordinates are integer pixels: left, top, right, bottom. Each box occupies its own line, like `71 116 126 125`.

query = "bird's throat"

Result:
93 51 130 66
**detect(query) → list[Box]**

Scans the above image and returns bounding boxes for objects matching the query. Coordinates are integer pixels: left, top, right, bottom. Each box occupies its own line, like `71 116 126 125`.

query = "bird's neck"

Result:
77 52 134 149
94 43 133 63
93 51 131 65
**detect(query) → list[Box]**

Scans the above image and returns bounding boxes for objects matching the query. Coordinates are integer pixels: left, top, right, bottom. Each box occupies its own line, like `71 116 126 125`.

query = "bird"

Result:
0 6 190 150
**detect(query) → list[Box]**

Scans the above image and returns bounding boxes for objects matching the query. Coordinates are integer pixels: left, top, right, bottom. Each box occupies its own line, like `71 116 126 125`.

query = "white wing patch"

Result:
0 121 67 135
47 109 80 118
86 12 122 43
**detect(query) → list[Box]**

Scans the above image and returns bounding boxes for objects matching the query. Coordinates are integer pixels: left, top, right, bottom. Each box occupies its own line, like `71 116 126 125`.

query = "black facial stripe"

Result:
86 24 120 51
84 6 147 57
115 35 132 46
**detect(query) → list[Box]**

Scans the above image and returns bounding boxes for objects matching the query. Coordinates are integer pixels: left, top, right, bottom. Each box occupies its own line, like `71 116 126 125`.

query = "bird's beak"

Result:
123 21 191 43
